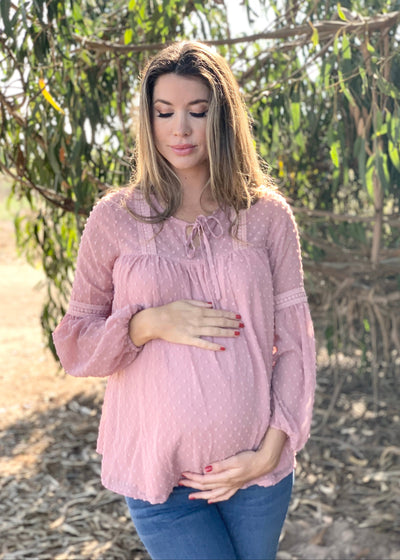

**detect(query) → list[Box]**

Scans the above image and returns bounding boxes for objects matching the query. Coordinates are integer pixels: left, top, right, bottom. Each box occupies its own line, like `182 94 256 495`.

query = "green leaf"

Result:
342 32 351 60
308 20 319 47
366 41 375 53
388 110 400 140
377 151 390 193
124 28 133 44
330 141 340 168
388 140 400 172
359 67 368 95
375 107 384 133
128 0 136 10
338 69 355 106
376 75 400 100
1 0 12 36
312 26 319 47
337 3 347 21
72 2 83 22
261 106 270 127
323 61 331 89
47 144 62 176
291 101 301 132
364 154 375 200
333 32 340 56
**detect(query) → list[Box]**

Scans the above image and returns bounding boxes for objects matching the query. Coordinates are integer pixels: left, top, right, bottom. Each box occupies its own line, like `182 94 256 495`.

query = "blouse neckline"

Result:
169 206 224 227
139 191 224 227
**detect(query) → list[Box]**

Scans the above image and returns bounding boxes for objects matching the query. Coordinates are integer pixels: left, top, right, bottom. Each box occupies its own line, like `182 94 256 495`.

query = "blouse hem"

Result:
99 462 295 505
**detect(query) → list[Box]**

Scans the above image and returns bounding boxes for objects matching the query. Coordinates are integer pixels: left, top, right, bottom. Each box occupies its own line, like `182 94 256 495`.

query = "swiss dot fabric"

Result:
53 188 316 504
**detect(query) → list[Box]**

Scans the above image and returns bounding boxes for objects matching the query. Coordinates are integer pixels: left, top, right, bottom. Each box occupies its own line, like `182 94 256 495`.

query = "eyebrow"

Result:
153 98 209 106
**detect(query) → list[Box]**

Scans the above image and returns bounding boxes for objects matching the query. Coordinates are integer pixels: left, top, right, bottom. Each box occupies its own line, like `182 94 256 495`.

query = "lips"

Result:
170 144 196 156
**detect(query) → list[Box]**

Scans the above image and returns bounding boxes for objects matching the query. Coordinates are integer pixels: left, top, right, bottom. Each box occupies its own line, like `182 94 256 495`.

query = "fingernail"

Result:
220 346 226 351
234 331 240 336
189 496 196 500
205 465 213 472
239 322 244 328
236 314 241 319
207 301 213 305
178 482 185 486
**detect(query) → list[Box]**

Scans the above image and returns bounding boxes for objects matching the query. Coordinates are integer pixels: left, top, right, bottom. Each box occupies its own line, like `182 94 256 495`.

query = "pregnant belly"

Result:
125 340 271 466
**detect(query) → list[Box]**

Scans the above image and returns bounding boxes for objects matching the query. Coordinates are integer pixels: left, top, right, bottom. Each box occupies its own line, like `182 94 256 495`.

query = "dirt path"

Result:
0 217 103 426
0 197 399 559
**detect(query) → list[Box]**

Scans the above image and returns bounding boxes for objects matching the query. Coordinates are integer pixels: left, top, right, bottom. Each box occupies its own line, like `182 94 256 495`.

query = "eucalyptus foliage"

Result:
1 0 399 365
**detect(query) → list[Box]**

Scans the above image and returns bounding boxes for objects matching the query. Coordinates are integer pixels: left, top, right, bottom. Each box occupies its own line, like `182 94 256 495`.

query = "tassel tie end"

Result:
185 215 223 302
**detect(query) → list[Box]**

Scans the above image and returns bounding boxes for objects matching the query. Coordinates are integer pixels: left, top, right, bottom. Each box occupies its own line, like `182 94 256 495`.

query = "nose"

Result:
174 112 191 137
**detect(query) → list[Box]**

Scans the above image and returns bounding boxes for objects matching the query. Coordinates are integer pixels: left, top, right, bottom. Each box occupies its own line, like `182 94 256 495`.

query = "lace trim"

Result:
274 287 307 311
232 208 247 249
68 300 111 318
137 195 157 255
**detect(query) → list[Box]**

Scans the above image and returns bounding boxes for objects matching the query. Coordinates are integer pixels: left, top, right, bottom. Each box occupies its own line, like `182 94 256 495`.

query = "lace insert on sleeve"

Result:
68 300 111 318
274 287 308 312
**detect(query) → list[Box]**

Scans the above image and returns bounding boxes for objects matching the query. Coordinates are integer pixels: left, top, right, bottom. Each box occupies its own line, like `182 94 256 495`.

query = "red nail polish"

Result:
207 302 213 305
205 465 213 472
220 346 226 351
239 322 244 328
236 314 241 319
234 331 240 336
189 496 196 500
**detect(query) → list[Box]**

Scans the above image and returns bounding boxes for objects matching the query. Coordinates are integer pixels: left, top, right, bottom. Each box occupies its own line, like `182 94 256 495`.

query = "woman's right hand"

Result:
129 300 243 351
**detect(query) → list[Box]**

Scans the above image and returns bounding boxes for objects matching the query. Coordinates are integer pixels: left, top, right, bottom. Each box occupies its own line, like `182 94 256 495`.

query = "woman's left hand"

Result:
178 451 262 503
178 427 288 503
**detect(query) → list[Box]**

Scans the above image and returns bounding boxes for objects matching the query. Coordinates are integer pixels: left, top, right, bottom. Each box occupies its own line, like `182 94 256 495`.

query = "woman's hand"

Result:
178 427 288 503
129 299 243 351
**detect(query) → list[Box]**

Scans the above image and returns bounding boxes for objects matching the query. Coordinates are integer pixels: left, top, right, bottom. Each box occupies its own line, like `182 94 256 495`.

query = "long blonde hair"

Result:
130 41 273 225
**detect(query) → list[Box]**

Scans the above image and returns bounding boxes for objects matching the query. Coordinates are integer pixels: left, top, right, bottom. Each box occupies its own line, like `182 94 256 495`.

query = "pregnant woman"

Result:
53 41 316 560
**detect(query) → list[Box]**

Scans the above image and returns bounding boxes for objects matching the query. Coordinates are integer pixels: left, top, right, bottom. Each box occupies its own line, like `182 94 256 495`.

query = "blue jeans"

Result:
125 472 293 560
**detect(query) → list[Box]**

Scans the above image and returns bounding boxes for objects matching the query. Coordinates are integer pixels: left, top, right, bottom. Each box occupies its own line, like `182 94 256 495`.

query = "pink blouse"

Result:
53 188 316 504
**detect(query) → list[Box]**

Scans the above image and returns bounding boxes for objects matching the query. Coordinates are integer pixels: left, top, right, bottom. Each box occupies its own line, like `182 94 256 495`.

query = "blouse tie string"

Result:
185 215 223 302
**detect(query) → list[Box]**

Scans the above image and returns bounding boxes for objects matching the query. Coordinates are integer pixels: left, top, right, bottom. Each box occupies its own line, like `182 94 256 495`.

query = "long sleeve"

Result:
52 196 143 377
267 196 316 452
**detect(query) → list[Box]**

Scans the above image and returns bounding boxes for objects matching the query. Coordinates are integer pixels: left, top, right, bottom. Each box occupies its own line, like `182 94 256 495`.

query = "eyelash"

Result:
156 111 208 119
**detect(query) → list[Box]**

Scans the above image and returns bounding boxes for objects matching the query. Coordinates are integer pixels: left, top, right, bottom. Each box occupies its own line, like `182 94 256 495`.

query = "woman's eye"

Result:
155 110 207 118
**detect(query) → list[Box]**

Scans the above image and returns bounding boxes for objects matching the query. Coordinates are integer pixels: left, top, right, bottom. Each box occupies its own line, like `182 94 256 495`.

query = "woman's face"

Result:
152 73 210 184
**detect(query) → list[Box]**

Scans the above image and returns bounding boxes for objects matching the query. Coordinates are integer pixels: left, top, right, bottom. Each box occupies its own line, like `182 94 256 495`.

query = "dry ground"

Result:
0 187 399 559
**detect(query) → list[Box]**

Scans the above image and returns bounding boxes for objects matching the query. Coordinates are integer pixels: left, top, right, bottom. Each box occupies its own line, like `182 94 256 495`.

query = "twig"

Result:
313 371 345 433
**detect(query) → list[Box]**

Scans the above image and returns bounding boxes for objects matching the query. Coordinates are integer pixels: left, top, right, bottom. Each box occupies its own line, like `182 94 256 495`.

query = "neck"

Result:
173 171 218 222
177 167 210 198
178 169 215 207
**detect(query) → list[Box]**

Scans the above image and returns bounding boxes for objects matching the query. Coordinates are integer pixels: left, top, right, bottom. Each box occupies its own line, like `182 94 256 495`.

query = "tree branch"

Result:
0 164 89 215
72 11 400 55
292 205 400 225
0 91 46 149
